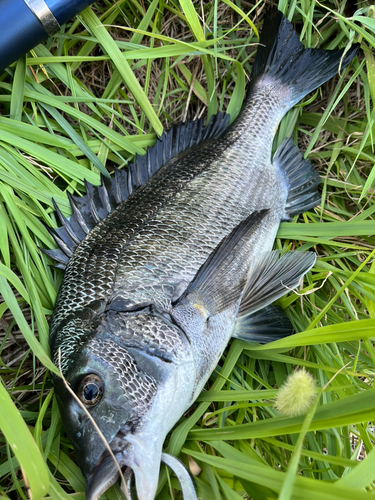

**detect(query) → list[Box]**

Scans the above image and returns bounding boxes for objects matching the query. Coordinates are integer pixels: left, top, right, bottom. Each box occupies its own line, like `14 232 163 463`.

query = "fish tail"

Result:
249 9 359 107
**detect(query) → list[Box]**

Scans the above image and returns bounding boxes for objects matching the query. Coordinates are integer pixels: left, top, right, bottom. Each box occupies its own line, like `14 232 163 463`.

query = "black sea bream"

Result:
45 8 359 500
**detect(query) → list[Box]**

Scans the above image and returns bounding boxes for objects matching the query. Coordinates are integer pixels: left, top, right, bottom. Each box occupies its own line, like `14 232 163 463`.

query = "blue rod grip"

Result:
0 0 96 73
47 0 96 25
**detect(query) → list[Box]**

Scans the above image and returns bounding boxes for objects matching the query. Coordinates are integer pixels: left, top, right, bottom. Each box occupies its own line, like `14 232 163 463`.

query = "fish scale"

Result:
89 339 157 414
47 9 360 500
109 133 285 300
51 136 254 334
51 141 219 319
96 310 189 365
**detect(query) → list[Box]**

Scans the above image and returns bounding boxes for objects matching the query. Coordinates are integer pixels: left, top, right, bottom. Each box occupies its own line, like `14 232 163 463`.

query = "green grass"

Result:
0 0 374 499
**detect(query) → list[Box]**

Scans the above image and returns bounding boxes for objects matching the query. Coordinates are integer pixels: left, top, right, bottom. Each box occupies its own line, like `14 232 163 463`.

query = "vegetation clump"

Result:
0 1 374 499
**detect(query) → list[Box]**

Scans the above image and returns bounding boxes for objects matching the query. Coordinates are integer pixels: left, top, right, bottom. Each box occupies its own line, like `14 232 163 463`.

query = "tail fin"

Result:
250 8 359 106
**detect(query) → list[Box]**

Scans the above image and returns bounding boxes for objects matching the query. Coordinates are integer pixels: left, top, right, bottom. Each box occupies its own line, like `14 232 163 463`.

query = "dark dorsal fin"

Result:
41 112 230 269
272 138 321 217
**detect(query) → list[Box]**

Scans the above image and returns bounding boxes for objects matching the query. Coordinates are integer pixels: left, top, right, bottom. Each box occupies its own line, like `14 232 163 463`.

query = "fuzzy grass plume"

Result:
0 1 375 499
275 369 317 417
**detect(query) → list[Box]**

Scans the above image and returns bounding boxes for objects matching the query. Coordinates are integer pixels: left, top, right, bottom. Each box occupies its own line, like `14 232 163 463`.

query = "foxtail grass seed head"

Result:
275 369 316 417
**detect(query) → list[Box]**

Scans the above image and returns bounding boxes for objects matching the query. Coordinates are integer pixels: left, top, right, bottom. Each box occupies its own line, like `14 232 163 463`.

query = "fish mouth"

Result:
85 431 162 500
85 458 158 500
85 428 132 500
85 454 123 500
85 443 198 500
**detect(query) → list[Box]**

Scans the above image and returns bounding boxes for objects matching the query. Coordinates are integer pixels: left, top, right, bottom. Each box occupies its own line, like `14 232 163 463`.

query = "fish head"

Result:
52 308 195 500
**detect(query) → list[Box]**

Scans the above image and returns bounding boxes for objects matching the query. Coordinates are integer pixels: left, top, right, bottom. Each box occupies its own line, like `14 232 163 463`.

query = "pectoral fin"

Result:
173 210 269 317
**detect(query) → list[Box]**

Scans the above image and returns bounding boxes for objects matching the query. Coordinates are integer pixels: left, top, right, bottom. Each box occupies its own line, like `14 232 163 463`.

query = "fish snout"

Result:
85 439 134 500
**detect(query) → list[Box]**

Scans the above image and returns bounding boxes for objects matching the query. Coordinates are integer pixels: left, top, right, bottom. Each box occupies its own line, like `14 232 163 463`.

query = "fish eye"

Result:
77 374 104 407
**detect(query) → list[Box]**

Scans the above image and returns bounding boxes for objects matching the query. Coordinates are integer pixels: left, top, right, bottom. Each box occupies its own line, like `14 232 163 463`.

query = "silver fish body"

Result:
48 8 359 500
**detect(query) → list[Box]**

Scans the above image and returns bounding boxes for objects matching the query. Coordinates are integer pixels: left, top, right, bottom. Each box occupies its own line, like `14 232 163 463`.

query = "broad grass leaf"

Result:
9 55 26 121
0 383 49 499
184 451 373 500
188 390 375 441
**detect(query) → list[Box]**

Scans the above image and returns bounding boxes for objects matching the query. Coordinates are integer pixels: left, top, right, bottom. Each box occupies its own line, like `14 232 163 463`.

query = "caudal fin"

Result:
250 8 359 106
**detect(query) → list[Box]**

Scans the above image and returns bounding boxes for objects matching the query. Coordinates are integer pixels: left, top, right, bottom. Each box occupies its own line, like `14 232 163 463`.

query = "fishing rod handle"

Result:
0 0 96 72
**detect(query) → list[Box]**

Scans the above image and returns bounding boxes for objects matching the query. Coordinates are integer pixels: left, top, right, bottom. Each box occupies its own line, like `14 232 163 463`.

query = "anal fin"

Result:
232 305 293 344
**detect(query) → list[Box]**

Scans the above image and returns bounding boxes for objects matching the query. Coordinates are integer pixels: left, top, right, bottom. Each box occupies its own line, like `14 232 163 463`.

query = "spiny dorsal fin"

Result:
273 138 321 217
41 112 230 269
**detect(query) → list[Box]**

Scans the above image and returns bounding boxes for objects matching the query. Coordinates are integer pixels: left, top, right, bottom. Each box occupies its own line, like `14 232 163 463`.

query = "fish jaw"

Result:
83 349 196 500
85 458 121 500
54 315 196 500
84 427 164 500
120 347 197 500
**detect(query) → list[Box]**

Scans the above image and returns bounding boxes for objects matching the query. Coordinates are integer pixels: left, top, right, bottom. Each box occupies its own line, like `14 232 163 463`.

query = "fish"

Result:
44 7 359 500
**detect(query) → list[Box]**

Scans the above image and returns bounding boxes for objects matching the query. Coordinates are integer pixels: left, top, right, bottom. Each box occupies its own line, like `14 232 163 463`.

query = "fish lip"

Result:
85 429 132 500
84 425 139 500
85 453 124 500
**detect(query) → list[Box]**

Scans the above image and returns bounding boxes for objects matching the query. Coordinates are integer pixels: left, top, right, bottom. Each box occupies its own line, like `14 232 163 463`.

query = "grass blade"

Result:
79 8 163 136
0 383 49 499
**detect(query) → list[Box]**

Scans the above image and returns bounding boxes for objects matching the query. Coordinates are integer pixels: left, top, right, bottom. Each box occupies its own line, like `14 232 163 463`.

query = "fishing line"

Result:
281 271 332 296
57 349 130 500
